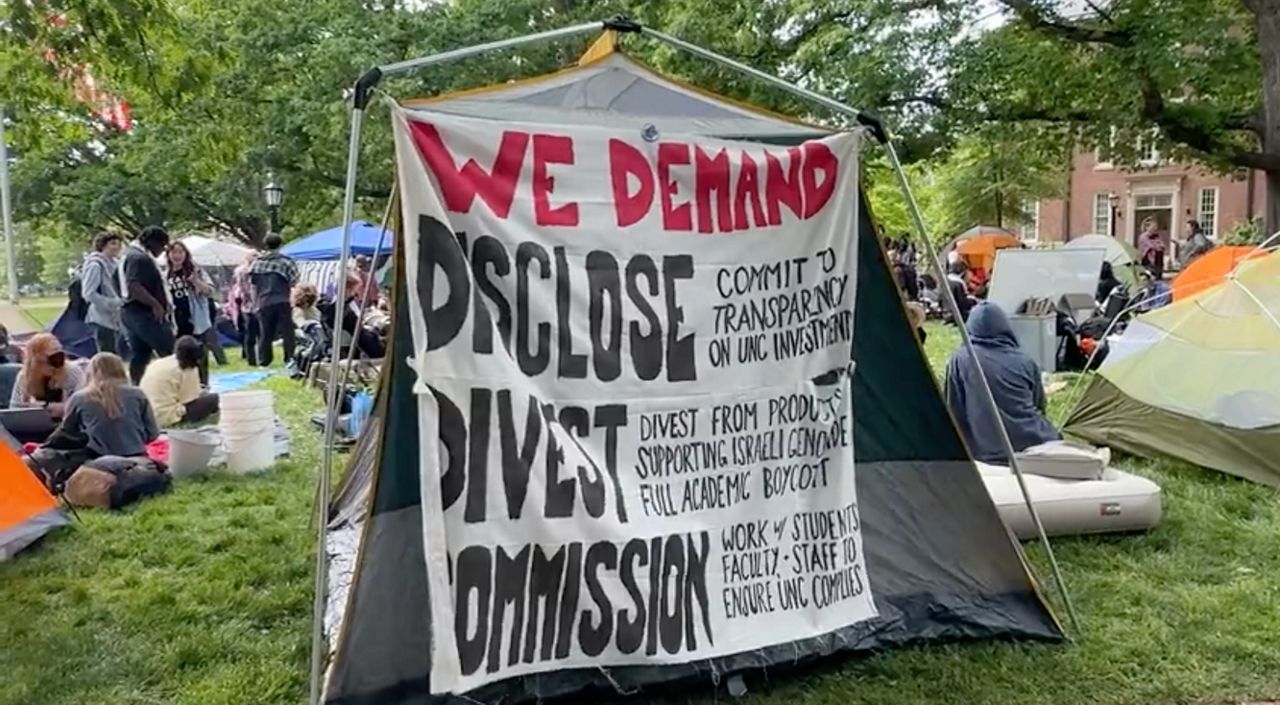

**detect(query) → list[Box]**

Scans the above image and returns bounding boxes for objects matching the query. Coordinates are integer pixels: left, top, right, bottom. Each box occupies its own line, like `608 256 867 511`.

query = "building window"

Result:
1093 193 1113 236
1198 188 1218 238
1137 131 1160 165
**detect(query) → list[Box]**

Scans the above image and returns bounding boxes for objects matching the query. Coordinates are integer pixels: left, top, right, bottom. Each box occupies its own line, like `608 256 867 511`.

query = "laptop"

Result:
0 407 60 445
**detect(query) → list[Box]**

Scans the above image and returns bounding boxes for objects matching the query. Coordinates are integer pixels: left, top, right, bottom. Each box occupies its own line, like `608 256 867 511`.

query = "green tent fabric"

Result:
1065 250 1280 486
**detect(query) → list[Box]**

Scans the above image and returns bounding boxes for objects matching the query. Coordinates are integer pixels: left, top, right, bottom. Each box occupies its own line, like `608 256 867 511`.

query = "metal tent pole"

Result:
311 103 364 705
377 21 602 77
310 19 608 704
0 107 18 304
883 142 1081 635
640 20 1079 634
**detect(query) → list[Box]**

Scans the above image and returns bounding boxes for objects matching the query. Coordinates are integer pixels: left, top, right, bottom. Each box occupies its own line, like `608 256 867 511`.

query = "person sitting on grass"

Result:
27 353 159 487
11 333 85 419
292 283 322 329
140 336 220 427
944 301 1061 464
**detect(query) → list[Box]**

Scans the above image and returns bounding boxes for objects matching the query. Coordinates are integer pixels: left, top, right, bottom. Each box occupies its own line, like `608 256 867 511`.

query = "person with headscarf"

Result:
944 302 1061 464
11 333 86 419
1138 217 1167 280
1095 261 1123 305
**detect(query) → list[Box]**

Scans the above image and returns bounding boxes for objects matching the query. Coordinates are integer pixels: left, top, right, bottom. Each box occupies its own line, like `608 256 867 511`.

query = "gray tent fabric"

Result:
407 53 825 142
944 303 1062 464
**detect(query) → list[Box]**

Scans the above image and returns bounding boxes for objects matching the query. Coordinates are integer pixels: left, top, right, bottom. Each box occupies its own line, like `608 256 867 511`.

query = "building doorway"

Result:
1132 192 1174 247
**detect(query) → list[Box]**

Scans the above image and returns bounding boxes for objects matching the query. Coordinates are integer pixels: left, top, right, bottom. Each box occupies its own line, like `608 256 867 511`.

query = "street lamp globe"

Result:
263 173 284 208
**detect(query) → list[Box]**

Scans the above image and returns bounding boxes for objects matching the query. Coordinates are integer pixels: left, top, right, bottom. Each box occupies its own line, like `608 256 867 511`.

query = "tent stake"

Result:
883 142 1082 637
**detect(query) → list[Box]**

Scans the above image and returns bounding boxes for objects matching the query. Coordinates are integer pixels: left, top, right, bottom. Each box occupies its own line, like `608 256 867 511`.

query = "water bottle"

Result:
347 390 373 438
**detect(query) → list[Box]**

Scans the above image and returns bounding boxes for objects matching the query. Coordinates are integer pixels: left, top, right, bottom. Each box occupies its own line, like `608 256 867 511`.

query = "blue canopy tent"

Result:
280 221 391 261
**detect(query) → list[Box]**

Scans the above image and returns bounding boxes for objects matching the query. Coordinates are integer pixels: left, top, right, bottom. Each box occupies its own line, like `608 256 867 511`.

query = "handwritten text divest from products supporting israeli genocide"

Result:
393 110 876 694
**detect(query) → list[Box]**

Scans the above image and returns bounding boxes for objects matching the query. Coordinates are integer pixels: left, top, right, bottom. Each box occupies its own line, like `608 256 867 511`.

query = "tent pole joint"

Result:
353 67 384 111
856 112 888 145
603 15 643 33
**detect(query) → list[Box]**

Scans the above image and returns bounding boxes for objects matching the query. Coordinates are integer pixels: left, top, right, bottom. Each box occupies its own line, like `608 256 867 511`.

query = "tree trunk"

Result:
1256 0 1280 236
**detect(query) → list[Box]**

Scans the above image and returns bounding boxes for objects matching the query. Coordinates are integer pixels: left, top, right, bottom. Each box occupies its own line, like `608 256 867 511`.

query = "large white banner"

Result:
392 107 876 694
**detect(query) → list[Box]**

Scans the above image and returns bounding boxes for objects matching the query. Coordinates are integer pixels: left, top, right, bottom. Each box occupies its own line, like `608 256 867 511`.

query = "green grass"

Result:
2 326 1279 705
17 296 67 328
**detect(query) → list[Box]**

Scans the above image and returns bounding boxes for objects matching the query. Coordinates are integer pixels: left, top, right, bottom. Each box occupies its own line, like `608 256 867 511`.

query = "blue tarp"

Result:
280 221 392 261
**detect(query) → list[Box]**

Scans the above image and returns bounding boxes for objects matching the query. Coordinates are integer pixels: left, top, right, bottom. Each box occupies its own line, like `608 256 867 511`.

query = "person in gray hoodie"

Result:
81 232 126 356
944 301 1061 464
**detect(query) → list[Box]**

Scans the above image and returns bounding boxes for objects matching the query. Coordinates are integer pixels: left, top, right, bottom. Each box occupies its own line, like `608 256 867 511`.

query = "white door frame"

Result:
1126 181 1181 245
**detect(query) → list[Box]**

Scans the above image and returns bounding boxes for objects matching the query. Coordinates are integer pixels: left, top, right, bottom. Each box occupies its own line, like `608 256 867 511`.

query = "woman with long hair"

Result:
11 333 86 418
166 240 226 384
27 353 160 486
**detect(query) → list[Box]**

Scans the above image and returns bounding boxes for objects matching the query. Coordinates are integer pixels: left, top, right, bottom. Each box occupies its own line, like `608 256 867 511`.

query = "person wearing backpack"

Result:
81 232 126 356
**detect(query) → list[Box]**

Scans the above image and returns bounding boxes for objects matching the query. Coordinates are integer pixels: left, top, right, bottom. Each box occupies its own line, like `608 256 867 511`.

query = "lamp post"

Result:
1108 192 1120 239
263 173 284 235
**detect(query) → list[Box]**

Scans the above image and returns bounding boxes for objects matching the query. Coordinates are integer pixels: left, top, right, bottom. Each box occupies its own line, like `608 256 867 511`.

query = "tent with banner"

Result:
1065 249 1280 486
316 22 1066 705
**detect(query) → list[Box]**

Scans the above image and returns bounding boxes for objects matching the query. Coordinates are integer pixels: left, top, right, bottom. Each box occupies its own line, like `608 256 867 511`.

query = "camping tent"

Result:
943 227 1021 272
1064 234 1139 288
1065 249 1280 486
281 221 391 261
1171 245 1264 301
319 28 1062 705
0 442 67 561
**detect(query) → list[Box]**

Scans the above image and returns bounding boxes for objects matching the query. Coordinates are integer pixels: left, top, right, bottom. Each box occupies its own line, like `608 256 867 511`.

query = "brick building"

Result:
1028 148 1267 250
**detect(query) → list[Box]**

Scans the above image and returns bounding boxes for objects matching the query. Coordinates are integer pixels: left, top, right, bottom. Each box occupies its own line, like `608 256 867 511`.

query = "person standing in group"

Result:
81 232 126 356
165 240 227 385
249 234 299 367
1138 217 1167 280
230 252 259 365
120 226 174 384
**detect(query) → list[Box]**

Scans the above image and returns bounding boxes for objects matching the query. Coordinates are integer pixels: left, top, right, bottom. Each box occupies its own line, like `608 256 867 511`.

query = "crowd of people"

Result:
7 225 390 491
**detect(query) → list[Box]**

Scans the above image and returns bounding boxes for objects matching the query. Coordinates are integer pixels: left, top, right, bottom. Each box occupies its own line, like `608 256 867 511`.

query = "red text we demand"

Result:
409 120 839 233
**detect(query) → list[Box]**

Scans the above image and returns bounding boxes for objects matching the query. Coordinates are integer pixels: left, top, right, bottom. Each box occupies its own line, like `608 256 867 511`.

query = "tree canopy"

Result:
2 0 1277 289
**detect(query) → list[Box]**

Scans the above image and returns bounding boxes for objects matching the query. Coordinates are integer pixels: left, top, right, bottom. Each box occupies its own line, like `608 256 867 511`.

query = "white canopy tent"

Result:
180 235 253 268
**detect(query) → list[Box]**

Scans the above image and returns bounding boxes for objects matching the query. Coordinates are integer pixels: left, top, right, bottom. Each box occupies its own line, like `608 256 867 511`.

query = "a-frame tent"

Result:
320 27 1064 705
0 442 67 561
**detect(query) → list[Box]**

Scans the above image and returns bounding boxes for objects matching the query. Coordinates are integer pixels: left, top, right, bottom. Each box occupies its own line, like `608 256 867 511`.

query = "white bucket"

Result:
224 427 274 474
221 405 275 425
221 390 274 413
168 430 219 478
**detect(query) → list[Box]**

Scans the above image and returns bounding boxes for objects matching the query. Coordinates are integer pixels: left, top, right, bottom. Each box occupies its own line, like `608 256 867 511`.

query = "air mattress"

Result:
978 462 1162 539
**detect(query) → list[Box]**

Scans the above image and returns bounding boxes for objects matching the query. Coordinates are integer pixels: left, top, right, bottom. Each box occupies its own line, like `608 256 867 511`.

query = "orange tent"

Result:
0 442 67 561
954 232 1023 272
1172 246 1267 301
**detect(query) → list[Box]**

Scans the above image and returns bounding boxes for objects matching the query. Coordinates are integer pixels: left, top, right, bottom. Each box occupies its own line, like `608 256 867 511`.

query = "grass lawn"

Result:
16 296 68 329
2 324 1279 705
